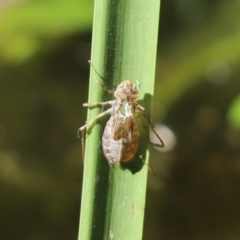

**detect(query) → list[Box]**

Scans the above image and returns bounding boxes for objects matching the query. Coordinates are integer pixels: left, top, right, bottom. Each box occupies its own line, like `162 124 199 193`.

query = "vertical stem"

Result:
78 0 161 239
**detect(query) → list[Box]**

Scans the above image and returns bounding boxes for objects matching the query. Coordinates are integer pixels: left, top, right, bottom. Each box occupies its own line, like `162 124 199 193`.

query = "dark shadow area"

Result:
121 93 153 174
90 155 111 240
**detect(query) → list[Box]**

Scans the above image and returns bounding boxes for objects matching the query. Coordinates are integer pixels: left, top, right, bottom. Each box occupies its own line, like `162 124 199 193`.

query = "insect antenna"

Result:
88 60 114 94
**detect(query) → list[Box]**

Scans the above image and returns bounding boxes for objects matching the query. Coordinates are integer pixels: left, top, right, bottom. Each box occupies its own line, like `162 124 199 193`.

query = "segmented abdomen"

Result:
102 116 139 165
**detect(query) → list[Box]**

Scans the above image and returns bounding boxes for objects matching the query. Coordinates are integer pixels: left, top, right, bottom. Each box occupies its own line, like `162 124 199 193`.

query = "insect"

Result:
79 60 164 165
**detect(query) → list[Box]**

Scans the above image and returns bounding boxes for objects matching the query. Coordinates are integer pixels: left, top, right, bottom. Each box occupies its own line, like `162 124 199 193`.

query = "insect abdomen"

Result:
102 116 139 165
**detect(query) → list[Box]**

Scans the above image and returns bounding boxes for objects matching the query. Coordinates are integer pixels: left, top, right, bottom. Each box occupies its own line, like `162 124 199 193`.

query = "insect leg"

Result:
83 100 115 108
81 128 86 161
139 155 156 175
80 108 112 132
136 104 150 118
136 105 164 147
79 108 112 161
88 60 114 94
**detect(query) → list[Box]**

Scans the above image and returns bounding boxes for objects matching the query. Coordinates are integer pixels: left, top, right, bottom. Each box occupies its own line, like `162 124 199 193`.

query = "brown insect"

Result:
79 60 164 165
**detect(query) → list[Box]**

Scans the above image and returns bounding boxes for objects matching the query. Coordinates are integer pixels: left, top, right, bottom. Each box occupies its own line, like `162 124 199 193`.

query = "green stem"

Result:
78 0 161 239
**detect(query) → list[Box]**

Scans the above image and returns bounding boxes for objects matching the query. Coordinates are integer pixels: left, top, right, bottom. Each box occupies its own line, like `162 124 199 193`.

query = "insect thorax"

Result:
102 114 139 165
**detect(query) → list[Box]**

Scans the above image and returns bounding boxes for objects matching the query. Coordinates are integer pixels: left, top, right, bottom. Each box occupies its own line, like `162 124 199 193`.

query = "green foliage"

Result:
2 0 240 239
154 1 240 110
78 0 161 239
227 94 240 129
0 0 93 63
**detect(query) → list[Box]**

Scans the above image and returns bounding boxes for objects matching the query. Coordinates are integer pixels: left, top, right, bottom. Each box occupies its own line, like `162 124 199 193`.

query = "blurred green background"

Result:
1 0 240 239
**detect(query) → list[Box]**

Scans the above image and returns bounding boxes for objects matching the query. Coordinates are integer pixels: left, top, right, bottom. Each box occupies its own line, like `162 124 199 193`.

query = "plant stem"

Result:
78 0 161 239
